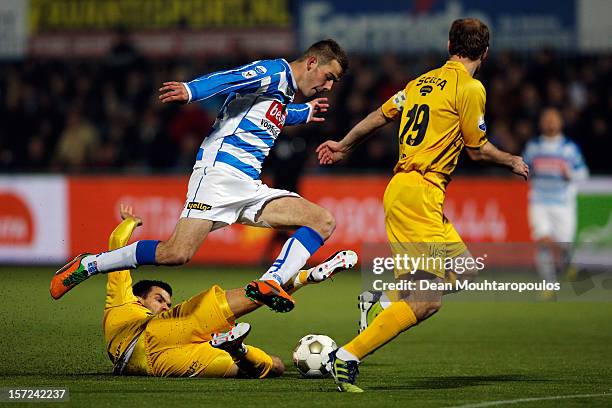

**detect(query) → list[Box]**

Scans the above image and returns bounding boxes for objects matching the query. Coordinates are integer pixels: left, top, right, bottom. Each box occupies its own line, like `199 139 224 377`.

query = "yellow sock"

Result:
292 270 310 288
344 301 417 360
236 345 273 379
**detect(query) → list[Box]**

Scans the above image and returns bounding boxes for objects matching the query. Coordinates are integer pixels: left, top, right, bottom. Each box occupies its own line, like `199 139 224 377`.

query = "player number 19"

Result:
399 104 430 147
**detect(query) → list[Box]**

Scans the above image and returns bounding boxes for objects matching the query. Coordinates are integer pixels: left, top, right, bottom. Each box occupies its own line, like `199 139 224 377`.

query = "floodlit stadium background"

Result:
0 0 611 267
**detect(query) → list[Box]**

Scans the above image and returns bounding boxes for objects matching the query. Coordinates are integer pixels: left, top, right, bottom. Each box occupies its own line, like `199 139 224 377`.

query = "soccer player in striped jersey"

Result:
523 107 588 297
52 40 349 313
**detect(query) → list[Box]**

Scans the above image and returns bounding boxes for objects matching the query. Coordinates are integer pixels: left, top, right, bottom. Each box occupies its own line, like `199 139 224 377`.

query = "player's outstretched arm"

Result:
466 141 529 180
160 61 285 105
109 204 143 250
105 205 144 309
317 107 391 165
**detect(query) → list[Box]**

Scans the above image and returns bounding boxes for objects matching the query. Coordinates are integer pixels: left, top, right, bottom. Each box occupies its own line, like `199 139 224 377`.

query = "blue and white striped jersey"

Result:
522 135 588 206
183 58 312 180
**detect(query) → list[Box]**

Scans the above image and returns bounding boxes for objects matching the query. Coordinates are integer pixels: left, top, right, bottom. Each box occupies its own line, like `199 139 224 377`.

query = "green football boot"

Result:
358 291 384 333
326 349 363 393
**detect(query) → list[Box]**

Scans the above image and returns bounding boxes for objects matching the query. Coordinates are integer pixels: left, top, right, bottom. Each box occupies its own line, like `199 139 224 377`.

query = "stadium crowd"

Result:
1 46 610 180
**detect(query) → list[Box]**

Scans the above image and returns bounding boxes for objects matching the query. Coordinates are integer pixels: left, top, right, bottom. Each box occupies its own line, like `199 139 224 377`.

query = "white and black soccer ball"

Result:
292 334 337 378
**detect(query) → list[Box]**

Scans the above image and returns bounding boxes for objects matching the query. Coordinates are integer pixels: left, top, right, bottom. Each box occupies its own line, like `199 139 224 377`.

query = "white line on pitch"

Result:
445 392 611 408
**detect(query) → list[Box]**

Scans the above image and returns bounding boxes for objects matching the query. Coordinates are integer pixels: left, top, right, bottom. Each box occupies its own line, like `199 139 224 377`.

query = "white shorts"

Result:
528 203 576 242
180 166 299 231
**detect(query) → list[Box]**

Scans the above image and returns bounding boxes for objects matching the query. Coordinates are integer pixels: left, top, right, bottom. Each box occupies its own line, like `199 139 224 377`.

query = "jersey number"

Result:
399 104 429 146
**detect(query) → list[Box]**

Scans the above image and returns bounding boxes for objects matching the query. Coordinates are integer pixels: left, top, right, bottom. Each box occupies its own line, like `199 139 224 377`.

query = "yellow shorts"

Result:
383 171 466 278
127 285 238 377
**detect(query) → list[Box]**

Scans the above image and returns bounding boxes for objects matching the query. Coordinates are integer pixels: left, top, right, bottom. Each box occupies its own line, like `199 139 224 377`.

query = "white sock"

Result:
81 242 139 275
336 347 359 362
260 237 311 285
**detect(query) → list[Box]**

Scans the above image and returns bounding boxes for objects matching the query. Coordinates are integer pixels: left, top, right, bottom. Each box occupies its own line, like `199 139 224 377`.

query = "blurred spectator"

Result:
0 48 611 174
169 103 213 167
53 109 99 172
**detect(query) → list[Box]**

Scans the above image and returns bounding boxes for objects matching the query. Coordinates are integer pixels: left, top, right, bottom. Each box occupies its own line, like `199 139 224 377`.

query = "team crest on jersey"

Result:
255 65 267 75
478 116 486 132
419 85 433 96
242 70 257 79
265 100 287 130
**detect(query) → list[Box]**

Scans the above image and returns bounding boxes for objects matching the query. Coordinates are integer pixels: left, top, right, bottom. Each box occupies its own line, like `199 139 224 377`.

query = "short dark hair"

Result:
449 18 489 61
300 39 349 74
132 280 173 298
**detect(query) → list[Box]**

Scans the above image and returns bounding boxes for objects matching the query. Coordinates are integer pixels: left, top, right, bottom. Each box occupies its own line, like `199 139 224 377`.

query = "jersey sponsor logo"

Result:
255 65 267 75
242 70 257 79
186 201 212 211
416 75 447 90
419 85 433 96
260 119 281 137
265 100 287 130
478 116 486 132
186 360 204 378
532 157 569 174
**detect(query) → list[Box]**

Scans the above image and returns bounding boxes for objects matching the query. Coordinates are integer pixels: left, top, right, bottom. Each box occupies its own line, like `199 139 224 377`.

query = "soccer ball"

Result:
292 334 337 378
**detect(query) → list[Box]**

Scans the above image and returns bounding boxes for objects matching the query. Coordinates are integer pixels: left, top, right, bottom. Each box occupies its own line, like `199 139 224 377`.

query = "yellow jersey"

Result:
102 218 153 366
381 60 488 190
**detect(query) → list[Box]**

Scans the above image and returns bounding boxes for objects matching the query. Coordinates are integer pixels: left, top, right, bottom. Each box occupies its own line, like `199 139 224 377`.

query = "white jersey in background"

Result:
522 135 589 241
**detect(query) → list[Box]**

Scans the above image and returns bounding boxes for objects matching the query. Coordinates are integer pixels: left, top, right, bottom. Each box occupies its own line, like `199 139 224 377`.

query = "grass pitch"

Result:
0 266 611 407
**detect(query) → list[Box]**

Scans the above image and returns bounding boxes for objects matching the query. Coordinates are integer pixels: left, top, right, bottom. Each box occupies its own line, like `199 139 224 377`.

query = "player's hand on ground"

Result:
119 204 143 226
316 140 348 165
159 82 189 104
510 156 529 180
307 98 329 122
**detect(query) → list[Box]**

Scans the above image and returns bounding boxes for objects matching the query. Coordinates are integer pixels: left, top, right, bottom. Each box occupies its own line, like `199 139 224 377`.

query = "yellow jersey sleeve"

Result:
381 89 406 120
458 80 488 148
105 218 139 309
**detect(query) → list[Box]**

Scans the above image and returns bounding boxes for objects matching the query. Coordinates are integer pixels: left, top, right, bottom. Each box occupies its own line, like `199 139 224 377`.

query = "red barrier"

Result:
69 176 275 264
67 175 529 265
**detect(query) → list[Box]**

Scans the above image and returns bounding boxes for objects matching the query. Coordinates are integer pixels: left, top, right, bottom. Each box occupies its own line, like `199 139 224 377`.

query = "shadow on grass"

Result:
368 374 549 390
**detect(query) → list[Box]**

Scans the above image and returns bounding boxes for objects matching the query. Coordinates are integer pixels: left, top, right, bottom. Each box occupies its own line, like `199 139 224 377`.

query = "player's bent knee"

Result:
267 356 285 378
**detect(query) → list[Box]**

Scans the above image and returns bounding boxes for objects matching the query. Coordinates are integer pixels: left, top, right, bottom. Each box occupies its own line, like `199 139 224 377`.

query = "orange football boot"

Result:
245 279 295 312
50 253 92 300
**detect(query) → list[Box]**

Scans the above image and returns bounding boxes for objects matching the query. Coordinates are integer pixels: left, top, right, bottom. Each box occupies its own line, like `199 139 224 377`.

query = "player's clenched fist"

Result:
316 140 348 165
159 82 189 104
